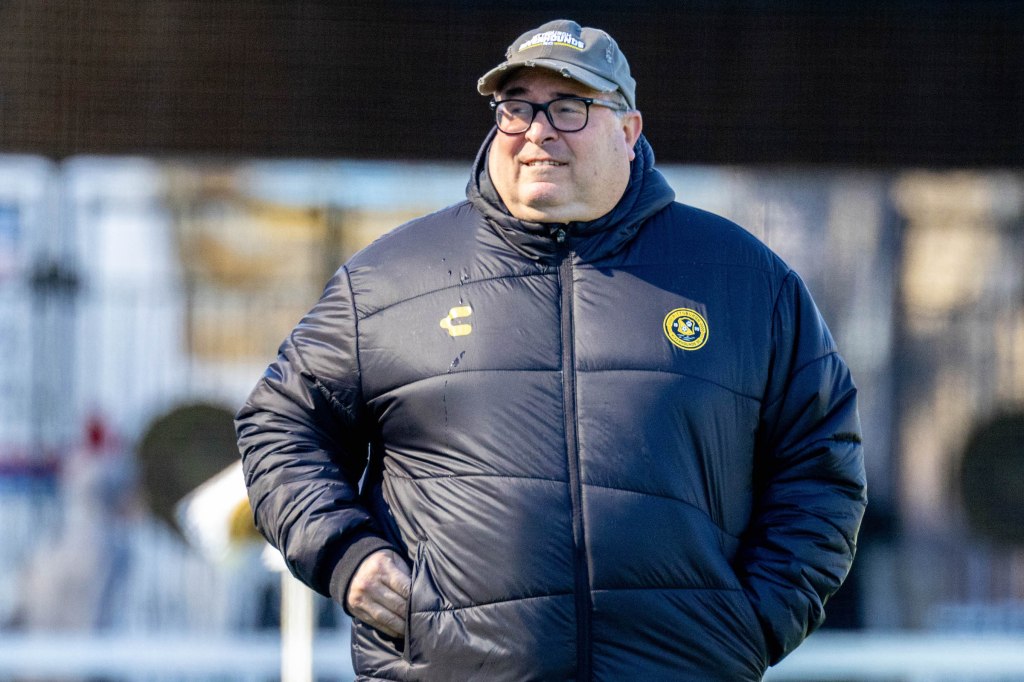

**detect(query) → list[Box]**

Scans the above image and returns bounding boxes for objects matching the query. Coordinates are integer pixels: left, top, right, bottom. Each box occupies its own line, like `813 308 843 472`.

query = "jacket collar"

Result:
466 128 675 263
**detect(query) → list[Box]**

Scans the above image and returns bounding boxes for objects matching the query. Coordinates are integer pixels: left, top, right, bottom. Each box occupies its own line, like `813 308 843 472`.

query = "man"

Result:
237 19 866 681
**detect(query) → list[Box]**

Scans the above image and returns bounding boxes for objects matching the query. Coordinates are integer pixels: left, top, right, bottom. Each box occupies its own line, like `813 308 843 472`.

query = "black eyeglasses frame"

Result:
490 96 627 134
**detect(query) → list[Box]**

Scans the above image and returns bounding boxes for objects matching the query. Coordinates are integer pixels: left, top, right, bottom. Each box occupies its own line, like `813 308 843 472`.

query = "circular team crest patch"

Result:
663 308 709 351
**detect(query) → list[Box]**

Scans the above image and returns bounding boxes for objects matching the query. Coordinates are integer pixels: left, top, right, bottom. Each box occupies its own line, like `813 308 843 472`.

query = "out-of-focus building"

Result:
886 172 1024 630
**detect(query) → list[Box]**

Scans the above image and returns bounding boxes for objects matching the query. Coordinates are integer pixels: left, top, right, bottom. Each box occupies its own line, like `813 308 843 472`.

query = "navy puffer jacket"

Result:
236 132 867 681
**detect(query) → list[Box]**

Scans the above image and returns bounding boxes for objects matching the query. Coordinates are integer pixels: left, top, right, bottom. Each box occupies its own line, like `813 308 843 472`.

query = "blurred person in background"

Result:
10 416 136 631
237 19 866 681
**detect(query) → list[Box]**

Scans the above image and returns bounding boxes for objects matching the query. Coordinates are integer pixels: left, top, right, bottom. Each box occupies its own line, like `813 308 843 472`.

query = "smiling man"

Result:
237 19 866 681
486 69 642 223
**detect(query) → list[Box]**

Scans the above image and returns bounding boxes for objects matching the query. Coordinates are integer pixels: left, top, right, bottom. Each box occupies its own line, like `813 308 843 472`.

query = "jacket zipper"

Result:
557 232 592 680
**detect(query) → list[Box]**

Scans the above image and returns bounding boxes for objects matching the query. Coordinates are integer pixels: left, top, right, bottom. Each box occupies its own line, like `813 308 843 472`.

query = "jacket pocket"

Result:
402 541 426 664
399 540 432 659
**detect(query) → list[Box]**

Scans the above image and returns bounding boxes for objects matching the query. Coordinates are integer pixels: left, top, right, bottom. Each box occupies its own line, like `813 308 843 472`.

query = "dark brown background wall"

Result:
1 0 1021 165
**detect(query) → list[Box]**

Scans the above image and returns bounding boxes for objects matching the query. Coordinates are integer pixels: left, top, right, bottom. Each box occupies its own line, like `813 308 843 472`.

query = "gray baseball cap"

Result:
477 19 636 109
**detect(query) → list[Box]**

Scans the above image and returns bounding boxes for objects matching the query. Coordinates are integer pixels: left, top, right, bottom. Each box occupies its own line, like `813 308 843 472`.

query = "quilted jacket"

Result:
236 132 867 681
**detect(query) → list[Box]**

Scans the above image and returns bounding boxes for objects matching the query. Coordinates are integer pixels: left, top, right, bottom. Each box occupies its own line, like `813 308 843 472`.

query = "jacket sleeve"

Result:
738 270 868 665
235 267 394 604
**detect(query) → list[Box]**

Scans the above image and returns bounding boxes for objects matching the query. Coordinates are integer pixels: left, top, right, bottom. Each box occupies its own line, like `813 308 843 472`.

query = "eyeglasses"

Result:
490 97 626 134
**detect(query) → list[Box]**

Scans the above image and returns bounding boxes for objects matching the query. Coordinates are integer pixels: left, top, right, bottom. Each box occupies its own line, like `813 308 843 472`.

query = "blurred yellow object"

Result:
175 460 264 561
228 497 261 543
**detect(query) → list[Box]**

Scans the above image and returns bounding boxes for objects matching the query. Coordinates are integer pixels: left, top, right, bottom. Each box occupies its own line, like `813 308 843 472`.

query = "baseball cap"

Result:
477 19 636 109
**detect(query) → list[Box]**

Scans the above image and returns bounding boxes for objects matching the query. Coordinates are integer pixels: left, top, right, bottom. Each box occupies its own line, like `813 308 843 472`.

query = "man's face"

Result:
487 69 643 224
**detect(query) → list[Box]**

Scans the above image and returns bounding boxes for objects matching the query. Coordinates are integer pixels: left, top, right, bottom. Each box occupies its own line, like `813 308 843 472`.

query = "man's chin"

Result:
514 189 573 222
512 204 574 224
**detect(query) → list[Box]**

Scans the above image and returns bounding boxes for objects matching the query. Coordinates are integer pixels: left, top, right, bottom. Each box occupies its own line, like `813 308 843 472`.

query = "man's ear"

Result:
622 111 643 160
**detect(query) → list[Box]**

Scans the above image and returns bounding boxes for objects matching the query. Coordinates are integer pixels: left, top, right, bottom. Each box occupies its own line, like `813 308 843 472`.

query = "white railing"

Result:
766 631 1024 680
0 631 352 679
3 631 1024 680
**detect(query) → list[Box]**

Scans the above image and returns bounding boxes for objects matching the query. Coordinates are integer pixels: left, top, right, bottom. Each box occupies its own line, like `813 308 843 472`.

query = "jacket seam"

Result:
367 367 762 405
826 513 860 554
591 585 746 594
283 328 347 418
383 475 739 544
383 472 567 484
761 432 864 552
583 367 762 403
411 590 574 615
763 270 851 408
765 269 792 406
342 265 366 410
284 270 363 419
356 271 553 321
790 350 841 382
762 351 842 413
582 481 740 540
366 368 558 404
784 506 860 556
410 585 747 616
769 269 794 324
575 260 774 274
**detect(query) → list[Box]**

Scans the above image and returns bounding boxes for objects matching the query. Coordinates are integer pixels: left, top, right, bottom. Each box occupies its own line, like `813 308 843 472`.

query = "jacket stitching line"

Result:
790 350 841 381
367 368 558 403
823 512 860 554
383 477 746 530
583 367 761 403
773 269 794 314
342 265 366 411
590 586 746 594
383 472 567 484
757 439 864 552
284 328 347 419
765 269 792 405
761 351 842 413
582 481 739 540
410 586 748 616
368 367 760 405
779 506 860 555
356 271 554 321
763 269 838 409
574 261 774 274
410 591 574 615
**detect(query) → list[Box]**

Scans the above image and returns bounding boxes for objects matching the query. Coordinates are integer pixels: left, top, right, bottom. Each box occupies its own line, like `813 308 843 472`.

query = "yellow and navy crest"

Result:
663 308 708 351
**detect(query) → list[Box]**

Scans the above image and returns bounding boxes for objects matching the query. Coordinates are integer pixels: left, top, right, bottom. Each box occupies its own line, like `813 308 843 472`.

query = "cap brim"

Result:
477 58 619 97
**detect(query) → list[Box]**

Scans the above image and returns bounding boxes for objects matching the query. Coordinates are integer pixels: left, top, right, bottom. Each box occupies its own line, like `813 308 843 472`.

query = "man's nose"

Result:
524 112 558 145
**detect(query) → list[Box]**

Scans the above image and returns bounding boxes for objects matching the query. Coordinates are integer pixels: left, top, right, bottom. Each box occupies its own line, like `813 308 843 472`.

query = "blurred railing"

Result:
2 631 1024 681
768 632 1024 681
0 631 353 680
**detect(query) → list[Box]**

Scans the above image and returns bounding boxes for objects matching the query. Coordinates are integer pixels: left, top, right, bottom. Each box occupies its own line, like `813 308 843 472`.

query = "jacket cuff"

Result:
328 535 397 616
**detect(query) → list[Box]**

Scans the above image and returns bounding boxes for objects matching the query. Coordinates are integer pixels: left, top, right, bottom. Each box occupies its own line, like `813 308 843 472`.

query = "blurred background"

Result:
1 1 1023 680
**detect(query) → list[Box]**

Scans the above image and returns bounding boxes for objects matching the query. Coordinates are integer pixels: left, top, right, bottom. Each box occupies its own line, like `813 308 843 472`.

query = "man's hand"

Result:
346 549 411 638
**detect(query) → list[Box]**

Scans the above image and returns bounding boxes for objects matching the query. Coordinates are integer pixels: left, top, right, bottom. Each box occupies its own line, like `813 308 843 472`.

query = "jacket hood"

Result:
466 127 675 262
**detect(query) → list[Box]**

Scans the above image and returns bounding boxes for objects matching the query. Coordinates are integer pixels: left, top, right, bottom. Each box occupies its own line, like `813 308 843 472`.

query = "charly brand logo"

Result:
440 306 473 337
518 30 586 52
663 308 708 351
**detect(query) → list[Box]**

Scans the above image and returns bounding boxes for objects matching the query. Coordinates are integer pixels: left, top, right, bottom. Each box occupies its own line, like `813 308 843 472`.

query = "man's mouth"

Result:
523 160 566 167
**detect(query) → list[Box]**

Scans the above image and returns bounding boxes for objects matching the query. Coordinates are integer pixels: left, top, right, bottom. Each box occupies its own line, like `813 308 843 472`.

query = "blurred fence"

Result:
7 631 1024 681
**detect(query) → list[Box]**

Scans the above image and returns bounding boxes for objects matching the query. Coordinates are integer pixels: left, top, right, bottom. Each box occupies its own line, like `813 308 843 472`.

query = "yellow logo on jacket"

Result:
663 308 708 350
440 306 473 337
